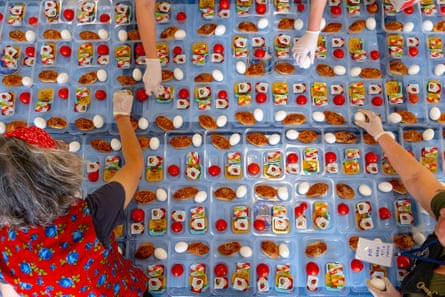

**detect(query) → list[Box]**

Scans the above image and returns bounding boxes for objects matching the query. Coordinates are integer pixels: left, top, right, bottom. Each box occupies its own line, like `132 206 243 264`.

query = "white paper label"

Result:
355 237 394 267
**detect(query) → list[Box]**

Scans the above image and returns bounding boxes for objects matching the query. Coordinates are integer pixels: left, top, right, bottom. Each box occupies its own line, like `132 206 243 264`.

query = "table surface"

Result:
1 0 445 296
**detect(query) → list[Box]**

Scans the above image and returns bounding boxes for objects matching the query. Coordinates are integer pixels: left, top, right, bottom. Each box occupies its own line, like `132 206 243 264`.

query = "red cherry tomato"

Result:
0 13 3 22
300 201 308 211
208 165 221 176
254 219 266 231
136 88 148 102
255 92 267 104
28 16 38 26
173 46 182 56
408 93 419 104
351 259 364 272
95 89 107 100
333 48 344 59
88 170 99 182
256 3 266 14
171 221 183 233
397 255 411 269
370 50 380 60
217 90 227 99
333 94 345 105
168 164 180 177
131 208 145 222
214 263 228 277
441 5 445 14
99 13 110 23
19 92 31 104
325 151 337 163
371 96 383 106
58 87 69 99
215 219 227 232
294 206 303 216
176 11 187 22
248 162 260 176
337 203 350 215
287 153 298 163
296 95 308 105
379 207 391 220
365 152 378 163
25 46 35 57
297 3 305 12
254 48 266 58
220 0 230 9
178 88 190 99
59 45 72 57
256 263 270 277
213 43 224 54
97 44 109 56
404 5 414 14
408 46 419 57
63 8 75 21
171 263 184 277
134 43 145 56
306 262 319 276
330 5 342 15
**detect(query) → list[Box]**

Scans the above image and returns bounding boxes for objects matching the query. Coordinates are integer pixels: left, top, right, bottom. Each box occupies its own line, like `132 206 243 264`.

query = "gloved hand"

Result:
366 277 401 297
113 90 133 116
354 109 385 140
143 58 162 97
292 30 319 68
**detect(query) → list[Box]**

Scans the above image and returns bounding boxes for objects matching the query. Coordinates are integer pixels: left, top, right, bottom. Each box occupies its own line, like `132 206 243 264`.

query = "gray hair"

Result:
0 136 84 228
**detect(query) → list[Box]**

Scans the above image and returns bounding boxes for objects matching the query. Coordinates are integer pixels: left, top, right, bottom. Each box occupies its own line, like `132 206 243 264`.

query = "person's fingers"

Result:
358 109 374 118
366 279 380 297
309 50 316 64
154 85 163 97
354 121 367 129
383 277 392 287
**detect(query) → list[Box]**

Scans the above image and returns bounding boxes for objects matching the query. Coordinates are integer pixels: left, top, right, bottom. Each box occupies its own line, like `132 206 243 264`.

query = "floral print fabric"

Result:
0 200 147 296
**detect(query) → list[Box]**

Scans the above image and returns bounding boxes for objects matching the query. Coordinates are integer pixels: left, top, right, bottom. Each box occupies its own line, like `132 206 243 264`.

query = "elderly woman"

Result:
0 90 152 296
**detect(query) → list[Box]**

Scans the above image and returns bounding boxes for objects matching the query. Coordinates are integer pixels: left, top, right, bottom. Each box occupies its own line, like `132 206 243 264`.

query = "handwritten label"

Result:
355 237 394 267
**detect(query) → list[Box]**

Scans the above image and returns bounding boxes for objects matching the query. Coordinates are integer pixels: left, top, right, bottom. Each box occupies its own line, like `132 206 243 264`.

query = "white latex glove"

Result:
292 30 319 68
354 109 386 140
143 58 162 97
113 90 133 116
366 278 401 297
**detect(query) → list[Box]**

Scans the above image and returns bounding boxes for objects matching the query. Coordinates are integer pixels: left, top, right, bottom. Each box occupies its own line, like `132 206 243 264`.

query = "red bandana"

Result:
4 126 57 149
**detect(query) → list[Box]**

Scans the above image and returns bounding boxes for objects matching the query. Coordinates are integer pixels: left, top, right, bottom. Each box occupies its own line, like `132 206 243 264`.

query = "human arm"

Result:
307 0 327 32
110 90 144 209
0 283 20 297
292 0 327 67
135 0 157 59
355 110 445 217
135 0 162 96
